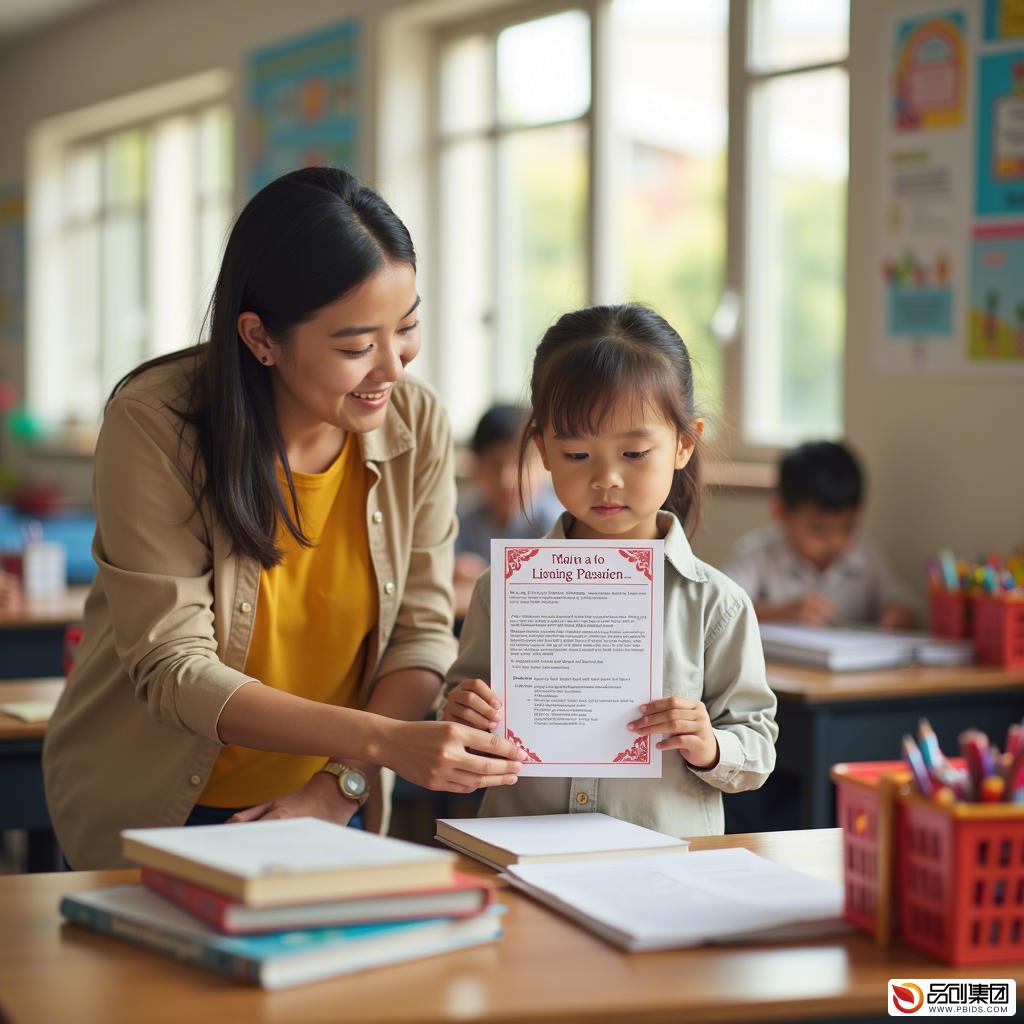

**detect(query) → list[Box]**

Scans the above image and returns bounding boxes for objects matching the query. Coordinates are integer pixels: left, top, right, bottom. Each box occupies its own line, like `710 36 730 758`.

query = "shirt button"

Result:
372 511 383 524
383 581 395 595
239 601 253 614
189 774 202 786
575 792 589 806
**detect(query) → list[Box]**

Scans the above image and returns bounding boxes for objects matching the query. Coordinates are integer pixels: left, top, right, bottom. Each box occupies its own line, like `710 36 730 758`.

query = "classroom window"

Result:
431 0 847 455
741 0 849 446
29 90 232 430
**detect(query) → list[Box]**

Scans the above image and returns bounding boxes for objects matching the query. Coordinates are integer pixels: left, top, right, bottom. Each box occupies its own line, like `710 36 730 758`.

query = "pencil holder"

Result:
929 587 972 640
899 793 1024 965
834 760 1024 965
832 762 909 942
973 594 1024 669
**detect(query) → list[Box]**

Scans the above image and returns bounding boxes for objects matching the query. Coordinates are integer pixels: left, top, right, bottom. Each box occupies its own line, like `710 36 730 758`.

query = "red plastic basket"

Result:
973 595 1024 668
832 761 909 940
929 587 972 640
899 794 1024 965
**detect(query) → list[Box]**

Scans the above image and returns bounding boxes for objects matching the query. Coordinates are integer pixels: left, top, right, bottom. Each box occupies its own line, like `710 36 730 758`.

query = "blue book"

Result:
60 886 502 989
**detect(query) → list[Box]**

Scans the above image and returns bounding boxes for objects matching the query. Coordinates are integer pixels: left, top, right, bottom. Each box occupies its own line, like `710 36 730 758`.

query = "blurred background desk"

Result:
0 678 64 871
728 662 1024 833
0 588 87 678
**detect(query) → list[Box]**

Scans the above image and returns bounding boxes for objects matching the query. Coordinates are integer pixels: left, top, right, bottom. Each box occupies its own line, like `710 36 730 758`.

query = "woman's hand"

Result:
383 719 525 793
628 697 719 770
226 771 359 826
441 678 502 731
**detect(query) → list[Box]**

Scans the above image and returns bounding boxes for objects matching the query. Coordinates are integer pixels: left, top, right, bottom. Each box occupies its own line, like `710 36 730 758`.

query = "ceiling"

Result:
0 0 120 43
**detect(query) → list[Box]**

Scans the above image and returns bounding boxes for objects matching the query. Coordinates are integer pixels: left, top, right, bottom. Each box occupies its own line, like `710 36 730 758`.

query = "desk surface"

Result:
768 661 1024 703
0 586 87 630
2 828 1020 1024
0 678 63 740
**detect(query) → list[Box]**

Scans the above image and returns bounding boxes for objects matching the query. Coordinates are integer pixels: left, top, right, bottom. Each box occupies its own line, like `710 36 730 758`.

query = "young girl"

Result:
442 304 777 836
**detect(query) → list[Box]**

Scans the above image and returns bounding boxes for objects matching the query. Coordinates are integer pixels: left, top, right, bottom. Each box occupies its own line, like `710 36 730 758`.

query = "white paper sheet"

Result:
491 539 664 778
504 848 844 951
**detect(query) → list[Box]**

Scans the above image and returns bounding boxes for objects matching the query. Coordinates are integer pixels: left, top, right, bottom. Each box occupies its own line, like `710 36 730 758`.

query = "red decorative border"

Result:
612 736 650 763
619 548 653 581
505 547 541 579
506 729 542 763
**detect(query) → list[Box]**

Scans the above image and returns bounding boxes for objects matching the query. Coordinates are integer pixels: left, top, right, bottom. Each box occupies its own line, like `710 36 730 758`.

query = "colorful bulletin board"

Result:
248 20 360 195
879 4 1024 372
0 187 24 348
984 0 1024 41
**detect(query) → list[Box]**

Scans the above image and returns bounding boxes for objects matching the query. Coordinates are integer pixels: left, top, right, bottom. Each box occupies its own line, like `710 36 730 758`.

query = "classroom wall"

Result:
0 0 1015 591
0 0 393 497
843 0 1023 592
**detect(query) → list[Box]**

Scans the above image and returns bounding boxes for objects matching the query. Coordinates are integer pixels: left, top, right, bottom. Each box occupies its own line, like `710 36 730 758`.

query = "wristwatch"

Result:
320 761 370 807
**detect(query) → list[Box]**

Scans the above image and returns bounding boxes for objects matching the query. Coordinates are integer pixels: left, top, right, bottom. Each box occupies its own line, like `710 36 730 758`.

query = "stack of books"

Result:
60 818 501 989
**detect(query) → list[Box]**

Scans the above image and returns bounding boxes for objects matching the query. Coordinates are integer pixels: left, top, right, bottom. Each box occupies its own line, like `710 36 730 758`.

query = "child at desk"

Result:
441 304 778 836
454 404 562 620
723 441 918 628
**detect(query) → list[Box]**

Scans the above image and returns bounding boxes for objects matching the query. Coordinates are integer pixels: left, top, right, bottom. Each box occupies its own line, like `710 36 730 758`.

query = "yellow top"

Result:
201 434 378 807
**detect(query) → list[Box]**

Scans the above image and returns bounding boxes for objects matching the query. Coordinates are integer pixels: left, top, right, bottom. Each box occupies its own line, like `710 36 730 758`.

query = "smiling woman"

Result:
42 167 526 870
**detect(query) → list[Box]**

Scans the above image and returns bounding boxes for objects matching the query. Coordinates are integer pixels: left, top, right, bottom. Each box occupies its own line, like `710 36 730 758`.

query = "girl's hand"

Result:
441 678 502 731
384 719 525 793
226 771 359 826
628 697 719 770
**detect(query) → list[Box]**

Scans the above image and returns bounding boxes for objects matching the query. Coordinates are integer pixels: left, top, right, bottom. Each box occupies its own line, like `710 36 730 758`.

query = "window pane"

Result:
65 224 101 423
439 34 491 137
63 146 101 221
197 104 233 197
438 138 493 439
497 11 590 127
749 0 848 73
497 123 588 381
198 202 230 321
102 212 147 381
745 68 848 444
611 0 727 413
104 129 146 206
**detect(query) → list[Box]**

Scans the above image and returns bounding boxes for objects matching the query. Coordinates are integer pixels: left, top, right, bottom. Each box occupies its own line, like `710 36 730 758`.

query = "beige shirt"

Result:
723 524 919 624
444 512 778 837
43 356 458 869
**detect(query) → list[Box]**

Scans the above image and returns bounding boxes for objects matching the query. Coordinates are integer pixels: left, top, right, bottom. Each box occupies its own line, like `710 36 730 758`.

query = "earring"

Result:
260 356 268 365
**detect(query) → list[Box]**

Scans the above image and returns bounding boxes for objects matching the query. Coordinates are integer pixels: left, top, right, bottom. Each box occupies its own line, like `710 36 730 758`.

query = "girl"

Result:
44 168 524 870
442 304 777 836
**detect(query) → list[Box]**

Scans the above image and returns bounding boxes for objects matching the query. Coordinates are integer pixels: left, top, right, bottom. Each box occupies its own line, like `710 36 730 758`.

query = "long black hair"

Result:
111 167 416 567
520 303 705 535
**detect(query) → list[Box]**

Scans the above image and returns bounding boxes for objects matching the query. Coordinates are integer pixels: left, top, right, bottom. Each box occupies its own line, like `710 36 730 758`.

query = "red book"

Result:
141 866 495 935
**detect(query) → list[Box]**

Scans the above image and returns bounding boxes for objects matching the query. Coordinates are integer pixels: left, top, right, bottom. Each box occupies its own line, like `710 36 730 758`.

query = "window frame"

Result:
724 0 850 462
26 71 232 436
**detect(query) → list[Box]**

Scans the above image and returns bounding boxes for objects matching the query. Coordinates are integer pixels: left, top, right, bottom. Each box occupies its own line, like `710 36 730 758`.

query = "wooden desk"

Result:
0 828 1017 1024
764 661 1024 829
0 587 87 678
0 679 64 872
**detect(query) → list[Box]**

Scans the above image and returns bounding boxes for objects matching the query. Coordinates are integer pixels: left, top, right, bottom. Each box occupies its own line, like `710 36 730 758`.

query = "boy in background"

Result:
454 404 561 619
724 441 918 628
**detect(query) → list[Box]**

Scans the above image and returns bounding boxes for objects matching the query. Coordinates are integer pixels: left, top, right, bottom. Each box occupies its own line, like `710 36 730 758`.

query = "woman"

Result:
43 167 523 869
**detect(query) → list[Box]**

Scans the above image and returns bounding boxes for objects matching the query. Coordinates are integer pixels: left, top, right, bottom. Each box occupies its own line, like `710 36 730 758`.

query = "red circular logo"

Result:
891 982 925 1014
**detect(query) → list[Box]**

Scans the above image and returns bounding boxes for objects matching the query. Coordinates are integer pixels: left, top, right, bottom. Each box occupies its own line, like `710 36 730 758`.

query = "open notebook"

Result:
759 624 974 672
503 847 846 951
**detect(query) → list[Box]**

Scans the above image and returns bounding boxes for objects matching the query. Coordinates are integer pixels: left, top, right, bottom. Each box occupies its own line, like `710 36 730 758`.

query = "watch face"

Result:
341 770 367 798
